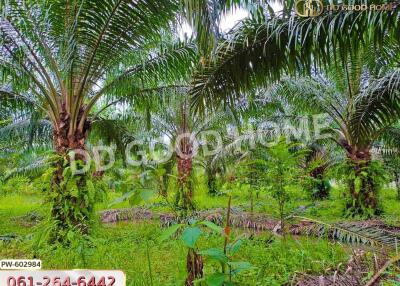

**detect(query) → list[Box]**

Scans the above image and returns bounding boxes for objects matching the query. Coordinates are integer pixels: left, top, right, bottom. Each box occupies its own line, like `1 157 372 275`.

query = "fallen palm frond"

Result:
292 249 379 286
365 253 400 286
292 216 400 249
101 207 280 231
100 208 153 223
159 208 279 232
100 208 400 250
292 249 400 286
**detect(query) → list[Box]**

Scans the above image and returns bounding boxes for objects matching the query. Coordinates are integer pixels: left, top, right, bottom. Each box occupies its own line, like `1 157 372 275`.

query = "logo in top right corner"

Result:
295 0 398 17
295 0 324 17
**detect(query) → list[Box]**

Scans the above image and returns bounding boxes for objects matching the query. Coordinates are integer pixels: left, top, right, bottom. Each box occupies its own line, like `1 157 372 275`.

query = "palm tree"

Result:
201 156 222 195
151 91 233 213
263 55 400 216
189 5 400 217
0 0 195 239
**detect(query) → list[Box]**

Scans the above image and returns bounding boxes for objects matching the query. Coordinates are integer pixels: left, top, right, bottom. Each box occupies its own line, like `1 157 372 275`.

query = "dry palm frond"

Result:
365 253 400 286
292 249 379 286
100 207 153 223
160 208 280 232
100 208 400 250
292 216 400 249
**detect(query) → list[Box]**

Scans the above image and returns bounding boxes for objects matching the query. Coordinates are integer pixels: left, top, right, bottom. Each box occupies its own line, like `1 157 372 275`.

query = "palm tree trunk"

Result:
50 105 92 243
159 176 168 197
175 99 195 214
160 160 173 198
310 167 330 200
206 163 217 196
346 149 379 217
394 172 400 200
176 152 194 213
185 249 203 286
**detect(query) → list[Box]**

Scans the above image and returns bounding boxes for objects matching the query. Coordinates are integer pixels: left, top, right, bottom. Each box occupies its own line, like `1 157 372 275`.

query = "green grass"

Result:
1 220 349 286
0 193 46 235
380 188 400 226
0 186 351 286
1 179 399 285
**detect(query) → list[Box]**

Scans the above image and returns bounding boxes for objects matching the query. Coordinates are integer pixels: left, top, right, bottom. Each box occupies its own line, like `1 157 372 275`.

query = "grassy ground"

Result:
0 178 399 285
1 221 348 286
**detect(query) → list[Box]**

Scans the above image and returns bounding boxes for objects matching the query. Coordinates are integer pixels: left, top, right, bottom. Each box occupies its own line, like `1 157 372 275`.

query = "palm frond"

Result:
182 0 262 55
0 116 52 148
190 7 399 112
0 87 39 117
73 0 180 96
293 216 400 249
1 0 184 133
92 41 198 108
4 153 53 180
374 127 400 156
350 69 400 147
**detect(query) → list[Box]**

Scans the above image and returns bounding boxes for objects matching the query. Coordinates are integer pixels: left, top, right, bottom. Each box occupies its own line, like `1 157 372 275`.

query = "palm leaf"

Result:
4 155 52 180
293 216 400 249
190 7 399 112
350 69 400 146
